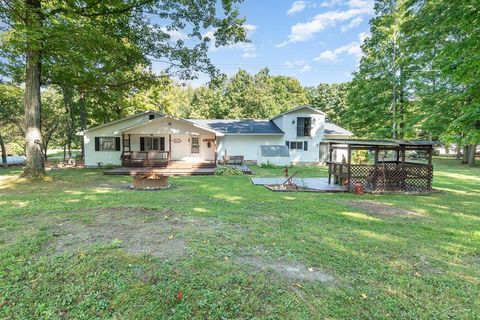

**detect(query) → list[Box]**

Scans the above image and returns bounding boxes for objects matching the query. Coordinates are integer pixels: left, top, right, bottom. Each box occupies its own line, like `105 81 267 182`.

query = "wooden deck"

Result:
104 166 217 176
104 163 252 176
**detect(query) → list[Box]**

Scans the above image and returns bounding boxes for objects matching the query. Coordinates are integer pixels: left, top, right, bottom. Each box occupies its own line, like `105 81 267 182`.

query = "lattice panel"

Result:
347 163 432 193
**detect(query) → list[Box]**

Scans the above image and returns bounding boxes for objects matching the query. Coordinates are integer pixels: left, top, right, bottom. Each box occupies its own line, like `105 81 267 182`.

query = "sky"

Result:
152 0 375 88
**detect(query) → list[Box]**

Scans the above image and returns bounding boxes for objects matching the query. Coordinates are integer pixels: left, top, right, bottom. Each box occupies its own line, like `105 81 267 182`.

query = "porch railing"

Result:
121 151 170 167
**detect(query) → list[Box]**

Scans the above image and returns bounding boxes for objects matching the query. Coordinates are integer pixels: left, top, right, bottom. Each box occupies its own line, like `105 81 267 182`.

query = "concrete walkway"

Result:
251 177 347 192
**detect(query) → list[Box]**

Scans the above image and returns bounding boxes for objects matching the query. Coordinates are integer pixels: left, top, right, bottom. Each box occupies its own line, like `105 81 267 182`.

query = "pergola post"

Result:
328 142 333 184
427 147 432 165
347 145 351 190
401 146 406 164
374 146 379 165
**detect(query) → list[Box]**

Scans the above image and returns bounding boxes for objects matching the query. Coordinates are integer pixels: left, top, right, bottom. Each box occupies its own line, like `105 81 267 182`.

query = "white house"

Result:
83 106 352 167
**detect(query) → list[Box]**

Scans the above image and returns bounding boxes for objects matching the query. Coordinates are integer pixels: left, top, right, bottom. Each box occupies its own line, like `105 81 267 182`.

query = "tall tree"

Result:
405 0 479 166
0 0 247 178
307 83 349 127
345 0 412 139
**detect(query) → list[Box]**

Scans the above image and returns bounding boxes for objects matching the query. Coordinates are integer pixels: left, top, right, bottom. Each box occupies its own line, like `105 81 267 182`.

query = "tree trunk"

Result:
62 86 74 159
462 146 469 164
22 0 44 179
0 133 7 168
79 91 87 160
456 145 462 160
468 144 476 167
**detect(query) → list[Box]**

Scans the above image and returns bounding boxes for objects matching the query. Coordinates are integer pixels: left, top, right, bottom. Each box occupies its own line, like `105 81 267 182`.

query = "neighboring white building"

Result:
82 106 352 167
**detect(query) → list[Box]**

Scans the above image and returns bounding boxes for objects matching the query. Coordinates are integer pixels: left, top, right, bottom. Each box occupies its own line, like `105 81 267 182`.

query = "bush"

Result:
215 166 244 176
259 162 278 169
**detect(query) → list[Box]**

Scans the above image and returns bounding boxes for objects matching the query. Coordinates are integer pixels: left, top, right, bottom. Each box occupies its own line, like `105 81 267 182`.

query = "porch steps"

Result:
167 161 216 169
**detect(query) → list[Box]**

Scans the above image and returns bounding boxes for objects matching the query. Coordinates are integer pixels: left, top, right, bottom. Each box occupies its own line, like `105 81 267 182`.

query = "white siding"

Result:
273 109 326 163
84 114 154 167
217 135 284 161
84 114 215 167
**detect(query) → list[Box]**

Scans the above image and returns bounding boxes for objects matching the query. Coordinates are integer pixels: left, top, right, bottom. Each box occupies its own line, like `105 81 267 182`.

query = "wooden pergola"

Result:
325 139 438 194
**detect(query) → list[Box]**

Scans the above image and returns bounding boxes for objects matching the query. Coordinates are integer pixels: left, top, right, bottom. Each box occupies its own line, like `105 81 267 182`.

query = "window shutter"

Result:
304 141 308 151
160 137 165 151
115 137 121 151
140 137 145 151
285 141 289 149
95 137 100 151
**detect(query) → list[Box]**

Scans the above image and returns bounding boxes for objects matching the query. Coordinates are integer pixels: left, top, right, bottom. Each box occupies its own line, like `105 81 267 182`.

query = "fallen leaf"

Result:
168 235 174 240
176 291 183 301
224 256 229 261
293 283 303 288
308 267 315 272
361 293 367 299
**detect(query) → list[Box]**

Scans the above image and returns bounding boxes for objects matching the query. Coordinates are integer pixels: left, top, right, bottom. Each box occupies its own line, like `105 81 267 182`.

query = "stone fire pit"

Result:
131 172 170 190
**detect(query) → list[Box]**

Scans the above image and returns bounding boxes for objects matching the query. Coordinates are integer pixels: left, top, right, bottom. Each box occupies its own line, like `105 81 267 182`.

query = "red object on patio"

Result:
354 182 364 195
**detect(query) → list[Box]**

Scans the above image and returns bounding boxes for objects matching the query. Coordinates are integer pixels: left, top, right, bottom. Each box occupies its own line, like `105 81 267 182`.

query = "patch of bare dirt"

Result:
236 256 336 285
346 200 424 218
44 207 219 258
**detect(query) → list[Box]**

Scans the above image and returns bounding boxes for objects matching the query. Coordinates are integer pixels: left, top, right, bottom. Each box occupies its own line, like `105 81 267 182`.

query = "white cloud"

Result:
243 24 258 35
347 0 373 9
276 4 373 47
287 1 309 15
242 52 257 58
320 0 343 7
284 59 312 72
204 24 258 57
314 32 369 62
341 16 363 32
160 27 188 41
314 50 338 62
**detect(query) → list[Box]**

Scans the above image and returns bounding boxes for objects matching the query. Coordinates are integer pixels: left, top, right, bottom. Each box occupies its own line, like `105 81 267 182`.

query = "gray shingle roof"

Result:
324 122 352 135
189 119 284 134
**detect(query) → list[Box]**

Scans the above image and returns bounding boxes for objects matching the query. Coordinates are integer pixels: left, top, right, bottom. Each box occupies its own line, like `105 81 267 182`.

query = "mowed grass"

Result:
0 159 479 319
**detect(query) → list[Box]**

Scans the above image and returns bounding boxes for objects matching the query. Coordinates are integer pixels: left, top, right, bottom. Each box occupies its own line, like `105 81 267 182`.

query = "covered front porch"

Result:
116 116 219 167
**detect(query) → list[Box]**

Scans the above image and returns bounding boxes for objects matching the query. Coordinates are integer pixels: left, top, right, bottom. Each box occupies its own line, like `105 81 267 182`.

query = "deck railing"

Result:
121 151 170 167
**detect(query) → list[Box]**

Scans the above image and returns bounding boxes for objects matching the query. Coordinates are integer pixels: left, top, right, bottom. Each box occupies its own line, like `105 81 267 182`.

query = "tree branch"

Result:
48 0 156 17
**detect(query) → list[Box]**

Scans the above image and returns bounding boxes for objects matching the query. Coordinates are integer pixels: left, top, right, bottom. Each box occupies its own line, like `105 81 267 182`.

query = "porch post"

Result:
168 134 172 163
214 136 218 165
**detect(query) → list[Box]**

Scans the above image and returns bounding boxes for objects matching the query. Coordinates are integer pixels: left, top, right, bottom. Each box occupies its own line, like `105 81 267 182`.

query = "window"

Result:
289 141 308 151
290 141 303 150
191 137 200 153
140 137 165 151
149 114 155 120
296 117 312 137
95 137 120 151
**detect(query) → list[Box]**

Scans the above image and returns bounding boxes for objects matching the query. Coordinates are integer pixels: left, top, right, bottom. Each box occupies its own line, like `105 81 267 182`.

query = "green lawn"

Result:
1 159 479 319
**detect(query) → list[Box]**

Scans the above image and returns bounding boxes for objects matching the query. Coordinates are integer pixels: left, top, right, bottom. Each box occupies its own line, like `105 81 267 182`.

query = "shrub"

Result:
215 166 244 176
259 162 278 169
